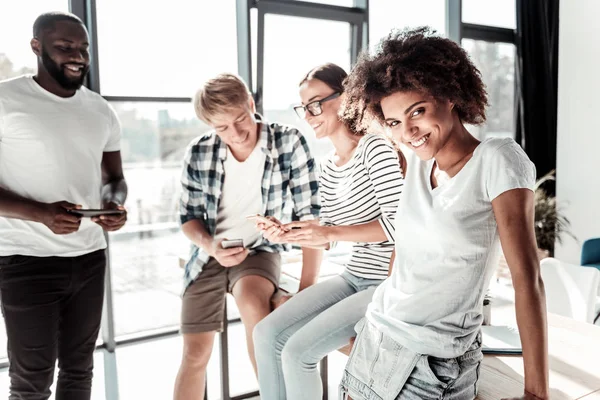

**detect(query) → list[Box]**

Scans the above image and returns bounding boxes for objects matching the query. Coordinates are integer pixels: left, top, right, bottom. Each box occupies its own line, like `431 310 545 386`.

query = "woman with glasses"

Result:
253 63 406 400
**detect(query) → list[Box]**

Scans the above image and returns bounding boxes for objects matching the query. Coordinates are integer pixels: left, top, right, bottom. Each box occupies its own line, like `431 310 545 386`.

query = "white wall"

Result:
555 0 600 264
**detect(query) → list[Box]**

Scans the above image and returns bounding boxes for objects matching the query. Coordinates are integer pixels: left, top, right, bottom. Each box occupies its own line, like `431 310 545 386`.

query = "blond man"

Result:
173 73 322 400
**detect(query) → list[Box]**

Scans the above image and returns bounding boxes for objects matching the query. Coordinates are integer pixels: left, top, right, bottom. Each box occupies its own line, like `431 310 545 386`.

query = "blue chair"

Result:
581 238 600 324
581 238 600 271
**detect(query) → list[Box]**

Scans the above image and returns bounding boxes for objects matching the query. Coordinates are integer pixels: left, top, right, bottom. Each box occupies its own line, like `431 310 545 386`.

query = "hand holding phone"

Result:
221 239 244 249
213 239 249 267
67 209 126 218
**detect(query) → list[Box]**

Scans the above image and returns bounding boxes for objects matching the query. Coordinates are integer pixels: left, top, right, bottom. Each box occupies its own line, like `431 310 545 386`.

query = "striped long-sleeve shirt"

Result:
320 134 404 279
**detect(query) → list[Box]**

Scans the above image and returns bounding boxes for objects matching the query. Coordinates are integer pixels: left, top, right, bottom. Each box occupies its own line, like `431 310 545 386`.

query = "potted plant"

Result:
534 169 575 258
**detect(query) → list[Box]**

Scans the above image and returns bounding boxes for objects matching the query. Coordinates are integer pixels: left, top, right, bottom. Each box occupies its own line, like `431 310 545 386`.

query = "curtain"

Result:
515 0 560 194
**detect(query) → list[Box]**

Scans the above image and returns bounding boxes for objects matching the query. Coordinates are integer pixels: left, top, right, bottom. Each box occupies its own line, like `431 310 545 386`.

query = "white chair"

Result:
540 257 600 323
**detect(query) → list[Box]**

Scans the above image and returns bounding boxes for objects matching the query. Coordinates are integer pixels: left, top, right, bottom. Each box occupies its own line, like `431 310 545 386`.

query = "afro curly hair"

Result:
344 27 488 132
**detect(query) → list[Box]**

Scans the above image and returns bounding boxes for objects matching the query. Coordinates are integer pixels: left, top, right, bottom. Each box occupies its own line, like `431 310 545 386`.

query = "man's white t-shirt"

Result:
214 135 266 248
366 138 536 358
0 75 121 257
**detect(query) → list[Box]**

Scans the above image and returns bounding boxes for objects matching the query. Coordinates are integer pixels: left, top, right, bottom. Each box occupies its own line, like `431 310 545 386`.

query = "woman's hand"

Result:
277 220 331 248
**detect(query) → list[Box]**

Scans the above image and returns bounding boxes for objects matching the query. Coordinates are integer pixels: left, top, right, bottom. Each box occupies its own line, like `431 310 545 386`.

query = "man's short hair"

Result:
193 73 252 124
33 11 84 38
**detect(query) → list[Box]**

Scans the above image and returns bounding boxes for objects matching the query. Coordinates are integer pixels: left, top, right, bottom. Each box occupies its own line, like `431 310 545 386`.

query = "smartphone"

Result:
67 209 125 218
222 239 244 249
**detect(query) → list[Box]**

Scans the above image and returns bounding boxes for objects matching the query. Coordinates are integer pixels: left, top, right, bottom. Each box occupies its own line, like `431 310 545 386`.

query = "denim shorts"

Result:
340 318 483 400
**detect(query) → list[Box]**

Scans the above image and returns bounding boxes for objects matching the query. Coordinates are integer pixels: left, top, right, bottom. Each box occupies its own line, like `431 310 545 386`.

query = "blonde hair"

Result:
193 73 252 124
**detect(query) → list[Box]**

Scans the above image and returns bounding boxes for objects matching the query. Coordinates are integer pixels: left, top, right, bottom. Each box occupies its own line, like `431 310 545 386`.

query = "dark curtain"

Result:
515 0 560 194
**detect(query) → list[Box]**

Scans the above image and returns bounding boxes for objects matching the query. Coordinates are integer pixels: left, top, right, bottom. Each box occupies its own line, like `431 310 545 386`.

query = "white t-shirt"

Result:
214 137 265 248
0 75 121 257
366 138 536 358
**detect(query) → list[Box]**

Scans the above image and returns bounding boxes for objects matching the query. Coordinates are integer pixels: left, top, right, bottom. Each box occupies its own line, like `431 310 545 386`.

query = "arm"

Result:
179 144 247 267
493 189 549 400
92 151 128 231
0 186 83 234
100 151 127 206
281 137 404 246
0 186 49 222
388 250 395 277
325 220 388 243
182 219 247 267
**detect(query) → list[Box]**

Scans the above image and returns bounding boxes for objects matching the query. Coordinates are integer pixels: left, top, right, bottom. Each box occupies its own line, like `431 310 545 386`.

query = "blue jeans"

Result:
340 318 483 400
254 270 382 400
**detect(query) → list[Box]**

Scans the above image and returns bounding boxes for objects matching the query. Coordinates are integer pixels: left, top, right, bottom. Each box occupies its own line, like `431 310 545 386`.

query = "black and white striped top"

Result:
320 134 404 279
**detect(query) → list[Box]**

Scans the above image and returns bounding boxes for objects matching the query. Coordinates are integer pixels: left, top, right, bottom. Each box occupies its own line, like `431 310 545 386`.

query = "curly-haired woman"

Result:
340 28 548 400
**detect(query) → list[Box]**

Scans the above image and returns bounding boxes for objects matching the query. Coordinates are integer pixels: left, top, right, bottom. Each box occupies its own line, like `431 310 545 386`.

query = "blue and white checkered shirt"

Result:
179 115 320 291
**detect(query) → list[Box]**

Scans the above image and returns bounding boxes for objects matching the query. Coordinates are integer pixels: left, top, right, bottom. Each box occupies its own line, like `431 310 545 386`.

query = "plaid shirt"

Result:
180 115 320 290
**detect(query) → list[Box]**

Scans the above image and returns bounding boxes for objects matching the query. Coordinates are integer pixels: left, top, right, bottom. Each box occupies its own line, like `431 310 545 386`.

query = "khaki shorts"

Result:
181 251 281 334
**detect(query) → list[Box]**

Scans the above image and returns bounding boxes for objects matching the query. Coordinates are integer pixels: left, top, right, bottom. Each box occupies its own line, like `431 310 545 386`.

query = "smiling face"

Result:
298 78 344 139
32 20 90 91
209 99 259 156
381 90 455 161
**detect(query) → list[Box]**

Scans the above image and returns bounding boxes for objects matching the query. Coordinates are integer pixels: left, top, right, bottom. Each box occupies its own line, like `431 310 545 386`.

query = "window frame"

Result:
446 0 520 142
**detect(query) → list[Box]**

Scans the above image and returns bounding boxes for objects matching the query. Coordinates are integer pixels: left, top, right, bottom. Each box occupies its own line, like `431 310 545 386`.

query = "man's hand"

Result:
92 202 127 231
39 201 82 235
256 216 289 244
210 239 249 267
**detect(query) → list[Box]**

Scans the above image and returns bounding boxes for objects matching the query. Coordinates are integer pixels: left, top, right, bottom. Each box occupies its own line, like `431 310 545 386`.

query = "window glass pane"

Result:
369 0 446 50
462 39 516 140
0 0 69 81
108 101 207 337
0 0 69 361
96 0 238 97
290 0 354 5
462 0 516 29
263 15 352 161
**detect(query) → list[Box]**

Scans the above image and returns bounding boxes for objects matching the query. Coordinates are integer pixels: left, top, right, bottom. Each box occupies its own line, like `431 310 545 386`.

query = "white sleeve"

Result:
104 103 122 152
485 140 536 201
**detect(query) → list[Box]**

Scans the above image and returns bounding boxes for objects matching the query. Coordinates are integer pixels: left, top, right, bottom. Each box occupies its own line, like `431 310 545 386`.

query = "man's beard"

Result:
41 48 89 91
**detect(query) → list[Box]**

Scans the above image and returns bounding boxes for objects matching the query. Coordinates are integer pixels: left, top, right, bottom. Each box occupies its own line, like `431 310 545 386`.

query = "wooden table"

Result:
478 313 600 399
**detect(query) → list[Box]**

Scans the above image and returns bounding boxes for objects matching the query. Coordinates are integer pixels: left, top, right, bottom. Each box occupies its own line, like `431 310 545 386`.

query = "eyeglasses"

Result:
293 92 341 119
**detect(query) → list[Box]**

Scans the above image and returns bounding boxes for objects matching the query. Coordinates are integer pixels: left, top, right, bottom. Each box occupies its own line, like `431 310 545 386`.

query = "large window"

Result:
0 0 69 362
369 0 446 50
262 15 353 161
94 0 239 339
96 0 238 97
462 39 516 140
462 0 516 29
0 0 68 81
108 102 206 337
